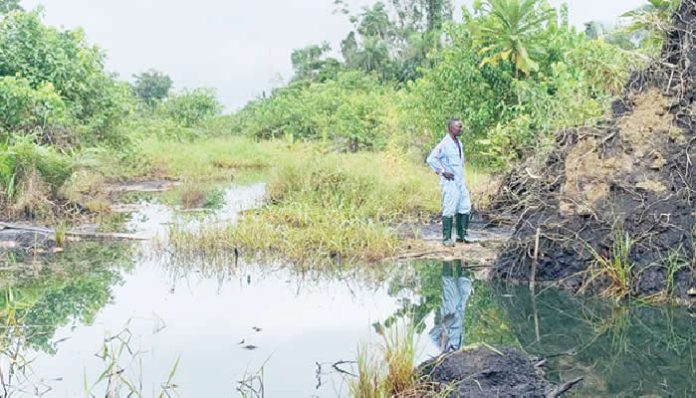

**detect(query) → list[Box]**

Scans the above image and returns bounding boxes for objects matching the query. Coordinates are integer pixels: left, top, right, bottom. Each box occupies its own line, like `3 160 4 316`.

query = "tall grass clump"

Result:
350 321 419 398
168 144 442 263
0 137 73 218
587 227 635 299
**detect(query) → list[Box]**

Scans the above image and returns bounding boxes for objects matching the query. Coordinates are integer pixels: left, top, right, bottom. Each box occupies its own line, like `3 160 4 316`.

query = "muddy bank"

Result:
0 180 172 254
0 226 57 252
492 2 696 301
418 346 578 397
394 215 512 266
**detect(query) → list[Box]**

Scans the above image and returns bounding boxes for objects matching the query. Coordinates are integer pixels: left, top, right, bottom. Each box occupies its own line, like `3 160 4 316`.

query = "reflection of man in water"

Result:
429 260 473 353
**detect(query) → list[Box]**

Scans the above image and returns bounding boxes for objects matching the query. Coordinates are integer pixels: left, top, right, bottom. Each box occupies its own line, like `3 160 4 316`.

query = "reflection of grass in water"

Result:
585 305 632 356
86 322 180 398
0 306 43 396
154 250 401 303
497 285 696 397
96 212 131 233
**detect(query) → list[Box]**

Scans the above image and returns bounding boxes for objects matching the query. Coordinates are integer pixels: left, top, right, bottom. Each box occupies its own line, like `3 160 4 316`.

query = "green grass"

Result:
350 321 418 398
587 227 635 299
166 144 445 263
137 136 278 182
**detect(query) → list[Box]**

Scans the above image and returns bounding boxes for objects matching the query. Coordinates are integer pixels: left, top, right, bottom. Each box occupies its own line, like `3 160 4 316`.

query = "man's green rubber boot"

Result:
442 216 454 247
456 213 472 243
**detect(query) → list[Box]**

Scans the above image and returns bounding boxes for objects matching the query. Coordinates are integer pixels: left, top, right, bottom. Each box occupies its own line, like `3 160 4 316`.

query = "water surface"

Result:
1 184 694 397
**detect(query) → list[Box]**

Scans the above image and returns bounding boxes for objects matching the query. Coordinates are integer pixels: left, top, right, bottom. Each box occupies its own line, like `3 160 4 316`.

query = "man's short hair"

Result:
447 118 461 130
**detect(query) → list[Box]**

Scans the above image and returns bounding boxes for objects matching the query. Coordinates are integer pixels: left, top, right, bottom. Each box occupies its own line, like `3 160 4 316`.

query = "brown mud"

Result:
491 1 696 302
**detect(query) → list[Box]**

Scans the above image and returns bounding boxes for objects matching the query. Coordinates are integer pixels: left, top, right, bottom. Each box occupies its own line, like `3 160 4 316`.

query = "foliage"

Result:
290 42 342 82
226 71 401 151
132 69 173 106
469 0 557 75
137 136 273 181
406 0 635 168
335 0 453 82
0 76 69 136
350 320 418 397
0 0 21 14
166 141 440 264
163 88 222 127
621 0 680 56
225 0 636 169
0 10 133 147
0 135 72 213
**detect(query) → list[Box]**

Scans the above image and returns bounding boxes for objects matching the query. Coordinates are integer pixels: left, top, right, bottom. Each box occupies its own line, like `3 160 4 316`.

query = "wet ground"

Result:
1 183 695 397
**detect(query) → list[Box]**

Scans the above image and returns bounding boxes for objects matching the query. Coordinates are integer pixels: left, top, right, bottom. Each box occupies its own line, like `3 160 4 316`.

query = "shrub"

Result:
163 88 222 127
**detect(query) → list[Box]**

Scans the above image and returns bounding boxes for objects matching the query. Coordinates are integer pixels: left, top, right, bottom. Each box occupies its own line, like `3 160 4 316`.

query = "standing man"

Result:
427 118 472 247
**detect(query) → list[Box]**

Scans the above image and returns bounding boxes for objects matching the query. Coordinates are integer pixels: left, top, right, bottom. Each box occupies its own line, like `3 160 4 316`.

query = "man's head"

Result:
447 118 463 137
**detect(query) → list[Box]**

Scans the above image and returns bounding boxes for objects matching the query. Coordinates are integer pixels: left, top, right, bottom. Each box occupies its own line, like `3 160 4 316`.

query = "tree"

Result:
0 11 132 147
132 69 172 105
390 0 453 34
357 2 393 40
584 21 640 50
469 0 555 76
335 0 454 82
353 36 391 73
621 0 679 54
0 0 22 14
164 88 222 127
290 42 341 82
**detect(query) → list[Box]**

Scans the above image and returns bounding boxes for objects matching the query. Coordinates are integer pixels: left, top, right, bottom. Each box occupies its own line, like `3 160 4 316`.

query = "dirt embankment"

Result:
418 346 580 397
491 1 696 301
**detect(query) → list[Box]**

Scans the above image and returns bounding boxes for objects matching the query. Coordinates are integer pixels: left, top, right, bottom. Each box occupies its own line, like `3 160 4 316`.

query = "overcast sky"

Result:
21 0 647 110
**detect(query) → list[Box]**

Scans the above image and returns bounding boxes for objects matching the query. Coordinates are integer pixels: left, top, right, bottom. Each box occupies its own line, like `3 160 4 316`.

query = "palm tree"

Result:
354 36 390 72
470 0 555 76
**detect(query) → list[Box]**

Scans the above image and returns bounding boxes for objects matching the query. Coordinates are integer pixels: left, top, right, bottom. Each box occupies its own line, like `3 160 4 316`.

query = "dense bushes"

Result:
162 88 222 128
225 71 400 150
0 76 68 136
0 10 133 147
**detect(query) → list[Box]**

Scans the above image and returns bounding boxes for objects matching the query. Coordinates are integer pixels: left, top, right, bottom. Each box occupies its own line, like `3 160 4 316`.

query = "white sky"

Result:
21 0 647 110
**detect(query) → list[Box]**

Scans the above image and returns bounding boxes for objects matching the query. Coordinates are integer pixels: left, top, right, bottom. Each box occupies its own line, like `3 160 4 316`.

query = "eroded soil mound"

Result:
492 1 696 300
418 347 554 397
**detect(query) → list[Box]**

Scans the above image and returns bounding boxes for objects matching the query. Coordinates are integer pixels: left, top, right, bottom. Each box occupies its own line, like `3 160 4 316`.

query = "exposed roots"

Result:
492 0 696 301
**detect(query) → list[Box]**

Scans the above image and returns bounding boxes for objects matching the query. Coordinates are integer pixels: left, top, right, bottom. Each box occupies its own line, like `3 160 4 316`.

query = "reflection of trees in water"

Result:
1 243 133 353
380 260 695 396
494 285 696 397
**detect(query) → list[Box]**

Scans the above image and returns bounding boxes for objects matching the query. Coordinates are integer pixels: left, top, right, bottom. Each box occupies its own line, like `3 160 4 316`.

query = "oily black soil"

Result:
417 347 554 397
0 228 56 252
491 1 696 300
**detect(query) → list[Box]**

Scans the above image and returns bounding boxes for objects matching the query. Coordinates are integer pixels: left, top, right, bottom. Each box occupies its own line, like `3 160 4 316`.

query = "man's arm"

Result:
427 142 454 180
